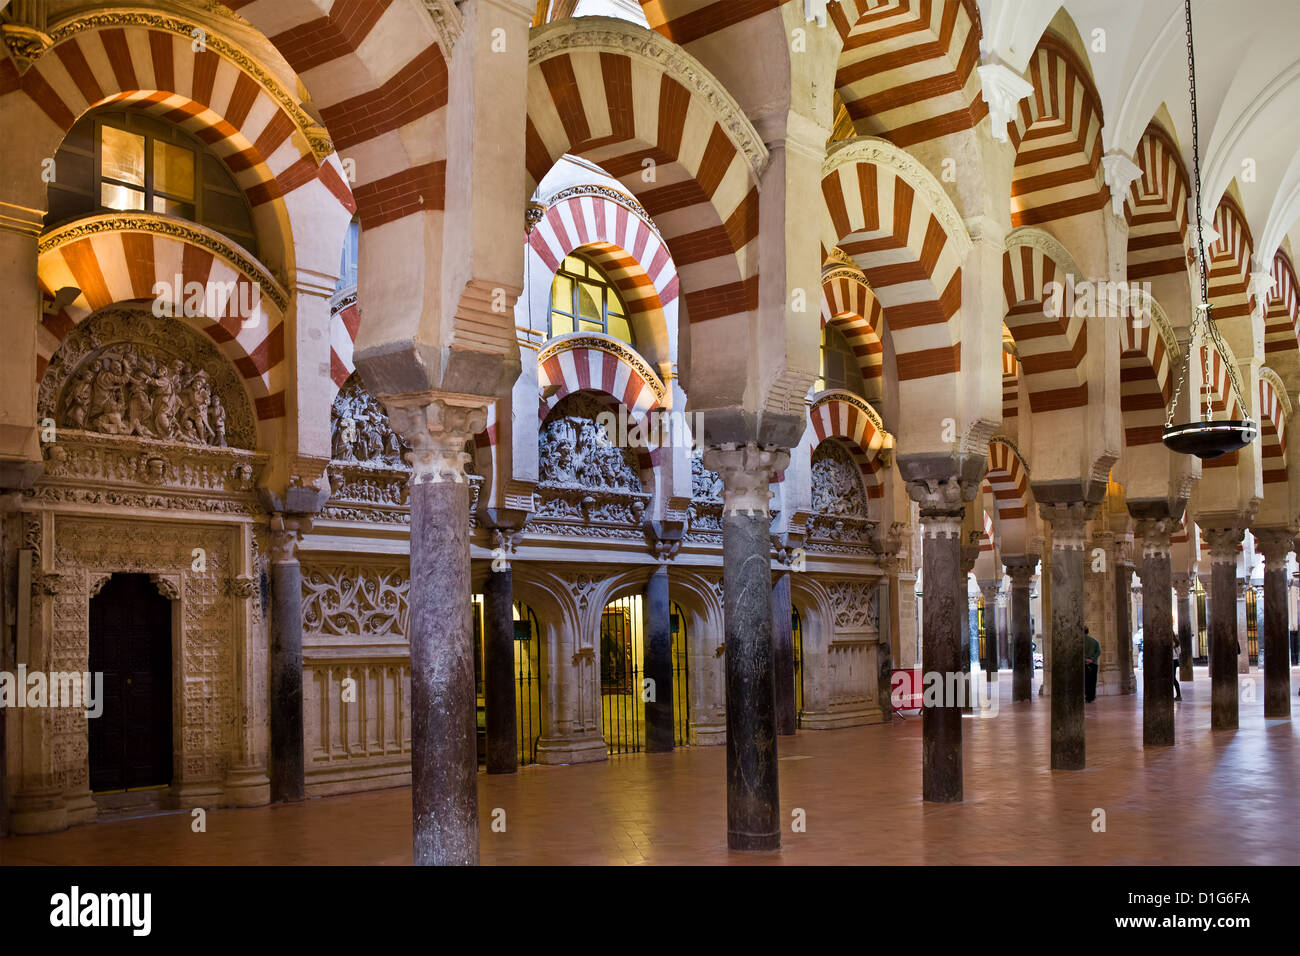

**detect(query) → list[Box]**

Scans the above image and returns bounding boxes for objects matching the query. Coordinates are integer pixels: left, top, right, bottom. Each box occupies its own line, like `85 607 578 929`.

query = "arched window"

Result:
818 324 866 397
45 109 257 255
549 255 632 344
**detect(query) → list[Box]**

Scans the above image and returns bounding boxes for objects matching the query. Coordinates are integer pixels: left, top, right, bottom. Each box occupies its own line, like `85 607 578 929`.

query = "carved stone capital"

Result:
269 513 313 564
1173 573 1196 597
701 443 789 516
1038 502 1097 551
386 395 489 485
977 61 1034 143
1004 556 1036 588
905 474 980 519
1134 518 1176 559
1101 151 1142 217
1201 525 1245 565
1252 527 1295 569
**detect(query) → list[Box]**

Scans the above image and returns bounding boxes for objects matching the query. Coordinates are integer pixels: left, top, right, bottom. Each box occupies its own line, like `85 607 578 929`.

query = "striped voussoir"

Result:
985 439 1029 522
1258 373 1288 484
821 151 963 383
37 218 287 421
821 266 884 395
1206 194 1254 323
638 0 784 46
525 31 761 327
530 189 680 324
979 509 995 552
328 286 359 394
1126 123 1192 281
830 0 985 148
6 18 348 215
807 391 889 498
1001 242 1087 412
226 0 449 232
1264 250 1299 362
1001 349 1019 420
538 337 664 424
1119 316 1173 447
1008 34 1107 228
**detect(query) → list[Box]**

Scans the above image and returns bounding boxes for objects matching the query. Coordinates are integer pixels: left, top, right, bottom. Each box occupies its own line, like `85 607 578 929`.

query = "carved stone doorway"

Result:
88 574 174 795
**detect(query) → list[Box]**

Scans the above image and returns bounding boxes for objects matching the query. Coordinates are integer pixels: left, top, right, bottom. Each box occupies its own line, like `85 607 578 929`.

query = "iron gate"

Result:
976 596 989 664
471 596 543 766
792 605 804 729
670 602 690 746
1195 581 1208 662
601 594 642 755
1247 585 1260 664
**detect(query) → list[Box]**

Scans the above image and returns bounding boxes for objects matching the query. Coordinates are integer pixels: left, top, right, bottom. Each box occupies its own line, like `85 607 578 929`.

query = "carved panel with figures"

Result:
811 440 868 517
330 373 410 467
538 393 642 492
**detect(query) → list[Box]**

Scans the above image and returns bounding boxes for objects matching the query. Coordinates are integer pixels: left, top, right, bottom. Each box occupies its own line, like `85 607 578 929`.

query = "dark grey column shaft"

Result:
979 584 999 681
922 518 964 801
643 565 674 753
1006 560 1035 702
483 566 517 774
1041 504 1090 771
722 511 780 849
1114 560 1134 695
269 527 305 804
1175 576 1195 682
771 570 797 736
1253 531 1294 719
1202 527 1242 731
1136 522 1173 747
410 478 478 865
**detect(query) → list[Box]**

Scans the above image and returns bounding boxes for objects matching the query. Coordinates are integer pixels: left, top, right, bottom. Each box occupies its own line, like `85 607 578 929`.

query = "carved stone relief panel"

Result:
825 579 879 632
330 373 410 467
301 563 410 639
811 440 868 518
538 392 642 492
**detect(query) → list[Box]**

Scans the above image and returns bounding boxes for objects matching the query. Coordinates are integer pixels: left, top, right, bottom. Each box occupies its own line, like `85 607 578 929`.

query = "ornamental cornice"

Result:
528 17 769 181
40 8 332 160
38 213 289 313
823 137 972 262
537 333 666 403
809 389 888 437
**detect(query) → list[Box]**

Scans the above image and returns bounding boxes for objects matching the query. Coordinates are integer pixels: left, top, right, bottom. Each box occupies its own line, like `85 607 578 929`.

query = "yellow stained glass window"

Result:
100 125 144 186
547 254 638 347
153 140 195 201
101 182 144 211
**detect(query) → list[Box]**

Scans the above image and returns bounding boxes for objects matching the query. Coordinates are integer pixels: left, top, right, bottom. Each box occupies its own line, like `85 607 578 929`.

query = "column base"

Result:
689 719 726 746
8 786 68 834
798 705 885 729
175 782 225 811
64 787 97 826
224 767 272 807
536 734 607 765
728 831 781 852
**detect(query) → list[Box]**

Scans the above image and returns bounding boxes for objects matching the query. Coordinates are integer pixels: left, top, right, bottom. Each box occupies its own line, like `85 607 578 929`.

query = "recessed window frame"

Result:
548 254 632 344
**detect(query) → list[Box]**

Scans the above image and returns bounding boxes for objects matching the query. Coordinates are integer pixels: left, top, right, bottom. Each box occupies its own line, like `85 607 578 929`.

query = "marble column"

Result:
643 565 675 752
1175 574 1196 682
1236 578 1252 674
1253 530 1294 719
1039 503 1093 770
703 443 788 850
388 397 488 866
269 515 311 804
1201 526 1244 731
958 536 979 713
1005 557 1036 702
483 561 517 774
907 475 975 803
1113 541 1135 696
979 581 1000 683
1135 519 1175 747
771 569 798 736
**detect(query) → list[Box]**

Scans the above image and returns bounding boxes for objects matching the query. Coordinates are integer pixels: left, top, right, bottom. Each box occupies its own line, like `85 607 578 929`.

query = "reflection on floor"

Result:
2 667 1296 865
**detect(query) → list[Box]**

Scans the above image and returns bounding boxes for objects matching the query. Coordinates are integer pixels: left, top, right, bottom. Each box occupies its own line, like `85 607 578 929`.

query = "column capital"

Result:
977 61 1034 143
1252 526 1295 569
1134 517 1176 559
1201 525 1246 565
269 513 312 564
906 473 982 519
979 581 1001 602
1172 572 1196 596
385 392 490 485
702 442 789 516
1038 501 1098 551
1004 555 1037 588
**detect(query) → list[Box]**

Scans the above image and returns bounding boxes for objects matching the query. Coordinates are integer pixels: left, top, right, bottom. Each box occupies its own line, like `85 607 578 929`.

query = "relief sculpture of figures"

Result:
330 373 410 466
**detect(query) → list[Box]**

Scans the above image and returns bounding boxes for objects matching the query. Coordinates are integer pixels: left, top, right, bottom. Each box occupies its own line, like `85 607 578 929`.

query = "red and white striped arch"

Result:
1126 123 1192 282
985 439 1030 522
1206 193 1254 323
529 189 680 336
820 265 884 396
1009 35 1107 228
538 336 665 425
808 391 891 499
1001 348 1020 420
979 509 996 553
525 21 765 329
821 140 968 386
1118 309 1175 448
1264 250 1300 363
3 14 351 216
37 219 287 421
1001 238 1088 412
830 0 984 147
1258 370 1288 485
1198 342 1246 472
329 289 359 395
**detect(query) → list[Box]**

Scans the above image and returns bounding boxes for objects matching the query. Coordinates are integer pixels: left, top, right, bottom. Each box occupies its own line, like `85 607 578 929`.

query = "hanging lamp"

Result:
1161 0 1257 459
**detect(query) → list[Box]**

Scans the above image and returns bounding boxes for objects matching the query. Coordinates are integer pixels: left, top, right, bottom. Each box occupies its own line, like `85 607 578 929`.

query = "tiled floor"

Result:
2 667 1297 865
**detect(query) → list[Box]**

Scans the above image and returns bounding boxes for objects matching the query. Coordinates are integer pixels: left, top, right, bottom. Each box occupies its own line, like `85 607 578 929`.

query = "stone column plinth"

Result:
1253 529 1294 719
269 515 311 804
643 565 674 752
1039 502 1095 770
388 396 489 866
1202 526 1245 731
483 558 517 774
1005 557 1036 702
907 474 979 802
1174 573 1196 682
1135 519 1175 747
703 443 789 851
771 569 797 736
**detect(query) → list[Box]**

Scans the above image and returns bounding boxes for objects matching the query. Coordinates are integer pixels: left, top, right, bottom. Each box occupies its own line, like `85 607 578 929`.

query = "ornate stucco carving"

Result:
811 440 868 517
825 579 879 631
420 0 465 54
528 17 769 181
691 455 723 501
301 564 409 638
539 393 643 492
331 373 410 467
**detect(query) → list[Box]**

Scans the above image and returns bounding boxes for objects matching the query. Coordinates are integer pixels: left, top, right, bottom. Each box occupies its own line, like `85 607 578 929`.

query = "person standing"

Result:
1172 637 1183 701
1084 626 1101 703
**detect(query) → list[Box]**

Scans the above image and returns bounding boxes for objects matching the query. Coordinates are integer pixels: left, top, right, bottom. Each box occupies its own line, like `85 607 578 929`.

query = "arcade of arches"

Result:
0 0 1298 866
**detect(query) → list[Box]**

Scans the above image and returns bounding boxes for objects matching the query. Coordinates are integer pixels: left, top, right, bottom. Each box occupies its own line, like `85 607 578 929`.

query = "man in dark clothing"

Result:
1084 627 1101 702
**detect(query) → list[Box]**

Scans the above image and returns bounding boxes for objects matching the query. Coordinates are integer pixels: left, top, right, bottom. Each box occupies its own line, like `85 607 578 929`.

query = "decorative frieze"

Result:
301 564 410 639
